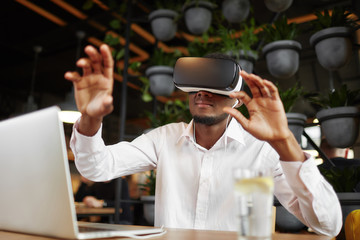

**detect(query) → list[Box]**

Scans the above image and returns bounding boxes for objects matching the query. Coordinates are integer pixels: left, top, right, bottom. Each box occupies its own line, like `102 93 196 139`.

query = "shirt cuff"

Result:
71 117 104 154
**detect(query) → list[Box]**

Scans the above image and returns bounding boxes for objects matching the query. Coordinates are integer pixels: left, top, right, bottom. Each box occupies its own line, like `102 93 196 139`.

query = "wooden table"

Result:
0 227 334 240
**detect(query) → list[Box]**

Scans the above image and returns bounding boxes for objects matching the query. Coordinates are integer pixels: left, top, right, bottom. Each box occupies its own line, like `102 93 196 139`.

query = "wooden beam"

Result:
50 0 88 20
15 0 67 26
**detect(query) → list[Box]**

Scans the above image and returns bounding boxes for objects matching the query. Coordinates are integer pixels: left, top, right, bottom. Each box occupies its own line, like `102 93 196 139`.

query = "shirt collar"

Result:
225 118 246 146
176 118 246 146
177 119 195 144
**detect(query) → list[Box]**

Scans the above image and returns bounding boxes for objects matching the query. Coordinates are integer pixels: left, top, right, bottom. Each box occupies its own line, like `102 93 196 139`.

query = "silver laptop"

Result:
0 106 164 239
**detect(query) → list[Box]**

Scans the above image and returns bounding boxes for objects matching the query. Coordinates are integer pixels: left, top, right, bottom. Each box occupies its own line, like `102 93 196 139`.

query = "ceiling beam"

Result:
15 0 67 26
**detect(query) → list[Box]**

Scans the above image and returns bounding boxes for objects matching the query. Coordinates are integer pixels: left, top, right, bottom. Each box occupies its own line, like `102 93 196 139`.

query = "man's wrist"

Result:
78 114 102 137
269 132 306 162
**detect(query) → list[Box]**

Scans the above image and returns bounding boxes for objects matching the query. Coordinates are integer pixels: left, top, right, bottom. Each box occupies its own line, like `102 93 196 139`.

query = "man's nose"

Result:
195 91 213 97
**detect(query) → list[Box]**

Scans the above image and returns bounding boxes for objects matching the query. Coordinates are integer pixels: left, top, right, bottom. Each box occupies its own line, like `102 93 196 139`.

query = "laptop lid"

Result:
0 106 164 239
0 106 79 239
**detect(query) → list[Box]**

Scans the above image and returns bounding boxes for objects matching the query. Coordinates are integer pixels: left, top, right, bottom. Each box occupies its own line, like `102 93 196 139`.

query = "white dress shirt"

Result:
70 118 342 236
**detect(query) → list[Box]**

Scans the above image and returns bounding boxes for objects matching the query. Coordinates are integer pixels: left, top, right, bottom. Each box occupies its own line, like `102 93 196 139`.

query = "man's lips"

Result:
195 101 213 108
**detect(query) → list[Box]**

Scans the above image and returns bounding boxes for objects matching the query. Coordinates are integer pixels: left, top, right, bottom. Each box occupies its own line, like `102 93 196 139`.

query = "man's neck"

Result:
194 119 228 150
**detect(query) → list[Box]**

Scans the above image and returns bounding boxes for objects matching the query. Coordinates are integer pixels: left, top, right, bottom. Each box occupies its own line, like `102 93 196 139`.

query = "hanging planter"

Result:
264 0 293 13
309 7 359 71
310 85 360 148
183 1 216 35
286 113 307 144
145 66 175 96
316 107 360 148
310 27 353 71
149 9 179 42
262 15 301 79
221 0 250 23
144 48 181 97
262 40 301 79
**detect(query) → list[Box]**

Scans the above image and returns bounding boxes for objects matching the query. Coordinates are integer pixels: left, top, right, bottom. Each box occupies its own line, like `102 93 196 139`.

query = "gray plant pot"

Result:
286 113 307 144
264 0 293 12
338 192 360 224
222 0 250 23
316 106 360 148
140 195 155 226
183 1 215 35
148 9 178 42
238 50 258 73
310 27 353 71
262 40 302 79
275 205 306 232
145 66 175 96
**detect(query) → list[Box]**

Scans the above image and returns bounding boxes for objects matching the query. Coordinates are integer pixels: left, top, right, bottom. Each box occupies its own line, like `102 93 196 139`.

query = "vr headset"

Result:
173 57 243 96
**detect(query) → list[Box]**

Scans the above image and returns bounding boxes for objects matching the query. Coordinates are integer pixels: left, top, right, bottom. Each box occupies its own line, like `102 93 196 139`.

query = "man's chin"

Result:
193 114 228 126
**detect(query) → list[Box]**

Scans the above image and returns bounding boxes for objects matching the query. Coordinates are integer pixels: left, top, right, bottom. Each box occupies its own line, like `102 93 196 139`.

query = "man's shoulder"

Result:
145 122 189 134
157 122 189 132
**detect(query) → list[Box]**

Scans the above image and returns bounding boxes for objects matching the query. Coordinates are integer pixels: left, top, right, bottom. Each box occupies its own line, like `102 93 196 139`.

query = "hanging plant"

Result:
187 31 217 57
183 0 217 35
264 0 293 13
261 15 302 79
216 17 260 73
309 85 360 148
309 7 359 70
278 82 307 144
148 1 183 42
145 48 182 97
222 0 250 23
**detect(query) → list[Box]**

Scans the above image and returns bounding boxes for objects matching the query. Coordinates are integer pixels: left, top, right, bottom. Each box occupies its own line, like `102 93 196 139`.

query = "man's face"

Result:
188 91 237 126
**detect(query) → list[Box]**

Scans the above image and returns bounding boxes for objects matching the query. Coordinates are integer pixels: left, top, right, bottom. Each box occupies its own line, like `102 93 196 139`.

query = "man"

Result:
65 44 342 236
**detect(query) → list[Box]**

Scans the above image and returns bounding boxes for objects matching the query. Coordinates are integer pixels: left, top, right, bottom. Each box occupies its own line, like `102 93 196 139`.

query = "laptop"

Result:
0 106 165 239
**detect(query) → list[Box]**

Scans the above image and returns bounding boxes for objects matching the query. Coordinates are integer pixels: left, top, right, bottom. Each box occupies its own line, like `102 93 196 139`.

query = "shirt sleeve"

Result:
276 152 342 237
70 118 157 182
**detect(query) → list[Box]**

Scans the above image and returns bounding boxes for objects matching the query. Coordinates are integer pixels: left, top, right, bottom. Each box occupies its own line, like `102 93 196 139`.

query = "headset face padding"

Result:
173 57 243 96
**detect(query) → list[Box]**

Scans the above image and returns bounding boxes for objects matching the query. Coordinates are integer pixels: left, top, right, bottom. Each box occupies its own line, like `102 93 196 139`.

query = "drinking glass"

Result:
233 168 274 240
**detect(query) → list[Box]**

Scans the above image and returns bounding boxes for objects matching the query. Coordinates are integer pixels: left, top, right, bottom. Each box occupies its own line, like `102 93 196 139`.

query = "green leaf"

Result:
109 19 121 30
278 82 304 112
311 7 359 31
308 85 360 108
115 48 125 61
129 61 141 71
262 15 299 43
104 34 120 47
82 0 93 10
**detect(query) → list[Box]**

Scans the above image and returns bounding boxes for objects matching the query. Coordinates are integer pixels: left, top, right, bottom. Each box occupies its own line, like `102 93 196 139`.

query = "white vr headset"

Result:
173 57 243 96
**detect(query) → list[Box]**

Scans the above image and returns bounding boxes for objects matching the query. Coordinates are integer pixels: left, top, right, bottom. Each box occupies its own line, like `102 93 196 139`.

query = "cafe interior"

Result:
1 0 360 239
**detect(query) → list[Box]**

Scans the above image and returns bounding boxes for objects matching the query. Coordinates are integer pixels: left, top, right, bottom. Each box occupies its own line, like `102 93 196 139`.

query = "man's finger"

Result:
64 71 81 82
263 80 280 100
84 45 103 74
230 92 252 106
76 58 93 76
223 107 249 130
100 44 114 79
241 71 262 98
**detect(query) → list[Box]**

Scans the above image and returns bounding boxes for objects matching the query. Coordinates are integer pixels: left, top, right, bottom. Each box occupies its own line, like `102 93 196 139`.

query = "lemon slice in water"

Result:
234 176 274 194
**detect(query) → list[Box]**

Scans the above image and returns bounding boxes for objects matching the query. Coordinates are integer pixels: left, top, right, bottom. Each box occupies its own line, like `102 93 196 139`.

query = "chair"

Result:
345 209 360 240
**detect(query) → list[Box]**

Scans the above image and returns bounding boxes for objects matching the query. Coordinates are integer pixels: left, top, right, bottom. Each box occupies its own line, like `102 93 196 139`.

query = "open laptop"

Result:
0 106 165 239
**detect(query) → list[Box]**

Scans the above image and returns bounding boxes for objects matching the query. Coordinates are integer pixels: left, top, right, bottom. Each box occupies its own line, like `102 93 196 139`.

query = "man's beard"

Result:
193 113 229 126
